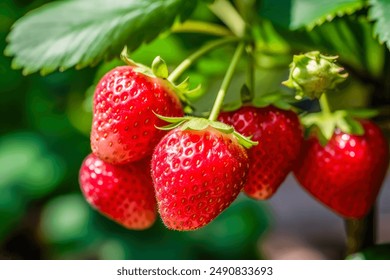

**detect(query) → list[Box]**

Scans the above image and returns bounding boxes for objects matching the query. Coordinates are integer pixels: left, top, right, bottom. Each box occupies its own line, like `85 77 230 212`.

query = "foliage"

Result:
5 0 198 75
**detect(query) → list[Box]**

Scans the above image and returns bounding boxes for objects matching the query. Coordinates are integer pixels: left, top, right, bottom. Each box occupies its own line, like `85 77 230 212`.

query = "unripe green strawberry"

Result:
283 51 347 100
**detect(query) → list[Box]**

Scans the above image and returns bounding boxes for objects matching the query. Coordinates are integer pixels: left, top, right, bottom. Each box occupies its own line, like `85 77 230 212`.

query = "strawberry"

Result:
91 66 183 165
79 153 157 230
293 120 389 218
219 105 303 199
151 125 250 231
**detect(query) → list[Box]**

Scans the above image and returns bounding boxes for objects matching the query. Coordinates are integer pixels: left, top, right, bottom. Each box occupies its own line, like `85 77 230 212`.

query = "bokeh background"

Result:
1 0 389 260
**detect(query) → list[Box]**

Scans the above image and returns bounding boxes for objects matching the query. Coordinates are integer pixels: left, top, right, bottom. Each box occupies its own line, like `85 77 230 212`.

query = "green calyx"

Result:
121 47 200 113
151 56 169 79
283 51 348 100
302 109 378 145
155 114 258 149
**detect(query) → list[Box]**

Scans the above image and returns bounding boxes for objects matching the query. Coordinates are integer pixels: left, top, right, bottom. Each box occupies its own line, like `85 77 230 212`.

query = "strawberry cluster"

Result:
79 65 184 230
79 52 389 232
79 60 305 231
79 62 254 231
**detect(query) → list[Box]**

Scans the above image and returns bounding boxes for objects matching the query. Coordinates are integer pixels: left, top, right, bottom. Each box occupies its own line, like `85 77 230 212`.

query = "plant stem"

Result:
319 92 332 115
246 44 255 100
171 20 233 37
167 37 238 83
208 42 245 121
208 0 246 37
344 207 376 256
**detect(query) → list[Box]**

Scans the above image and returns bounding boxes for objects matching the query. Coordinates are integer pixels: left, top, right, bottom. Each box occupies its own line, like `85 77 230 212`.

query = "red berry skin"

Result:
219 106 303 199
79 153 157 230
151 127 249 231
91 66 183 165
294 120 389 218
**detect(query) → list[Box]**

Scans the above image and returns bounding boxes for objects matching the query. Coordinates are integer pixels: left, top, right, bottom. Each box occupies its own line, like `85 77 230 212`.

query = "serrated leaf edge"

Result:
306 1 366 30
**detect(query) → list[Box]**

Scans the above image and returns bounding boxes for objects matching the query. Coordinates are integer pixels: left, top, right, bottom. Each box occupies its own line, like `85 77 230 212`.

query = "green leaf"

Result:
5 0 198 75
259 0 365 30
369 0 390 50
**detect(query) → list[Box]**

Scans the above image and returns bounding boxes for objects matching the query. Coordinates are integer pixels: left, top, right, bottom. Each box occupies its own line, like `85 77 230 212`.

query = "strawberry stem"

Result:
344 209 376 256
208 0 246 37
246 43 255 101
209 42 245 121
168 37 238 83
319 92 332 115
171 20 233 37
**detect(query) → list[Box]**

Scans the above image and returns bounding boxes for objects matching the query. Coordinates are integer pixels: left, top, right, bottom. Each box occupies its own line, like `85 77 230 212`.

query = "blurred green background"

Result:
1 0 390 260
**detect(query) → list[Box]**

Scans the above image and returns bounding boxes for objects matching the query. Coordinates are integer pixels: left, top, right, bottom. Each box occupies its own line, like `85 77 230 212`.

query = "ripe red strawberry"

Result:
91 66 183 165
151 126 249 231
219 105 303 199
294 120 389 218
79 153 157 230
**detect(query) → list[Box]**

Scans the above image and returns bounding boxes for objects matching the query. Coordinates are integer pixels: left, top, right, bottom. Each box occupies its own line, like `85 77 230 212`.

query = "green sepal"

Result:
283 51 348 100
156 121 187 131
345 109 379 119
176 76 190 91
210 121 235 134
183 104 195 115
120 46 147 69
121 48 200 110
169 75 201 110
173 75 202 101
154 114 257 149
233 131 258 149
181 118 210 131
153 113 192 124
151 56 169 79
302 109 367 146
120 46 155 78
343 116 364 135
